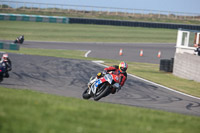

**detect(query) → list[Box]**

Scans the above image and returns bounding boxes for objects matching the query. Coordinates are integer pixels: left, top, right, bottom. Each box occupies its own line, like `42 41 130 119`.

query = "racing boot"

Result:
111 87 116 94
111 86 121 94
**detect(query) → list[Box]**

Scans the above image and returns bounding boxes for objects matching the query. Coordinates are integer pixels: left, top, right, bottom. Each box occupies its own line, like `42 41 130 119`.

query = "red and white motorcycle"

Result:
82 71 120 101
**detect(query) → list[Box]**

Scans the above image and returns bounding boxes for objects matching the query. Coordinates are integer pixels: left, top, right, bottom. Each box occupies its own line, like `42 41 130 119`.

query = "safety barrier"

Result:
159 58 174 72
0 13 200 30
0 13 69 23
0 42 20 50
69 17 200 30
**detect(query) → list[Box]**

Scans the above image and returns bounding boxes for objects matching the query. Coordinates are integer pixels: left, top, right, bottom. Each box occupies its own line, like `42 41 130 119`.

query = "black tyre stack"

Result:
159 58 174 72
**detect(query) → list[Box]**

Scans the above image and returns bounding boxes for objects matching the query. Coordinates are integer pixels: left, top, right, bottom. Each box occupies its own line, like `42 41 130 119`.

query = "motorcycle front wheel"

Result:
94 83 110 101
82 88 91 100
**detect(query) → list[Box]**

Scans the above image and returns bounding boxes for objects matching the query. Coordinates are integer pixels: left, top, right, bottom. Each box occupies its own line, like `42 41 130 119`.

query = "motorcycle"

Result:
0 62 7 82
82 71 120 101
14 35 24 44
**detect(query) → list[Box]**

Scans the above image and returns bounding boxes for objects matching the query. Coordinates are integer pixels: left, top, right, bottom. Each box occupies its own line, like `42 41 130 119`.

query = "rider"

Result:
0 53 12 78
96 61 128 94
15 35 24 44
194 44 200 56
18 35 24 44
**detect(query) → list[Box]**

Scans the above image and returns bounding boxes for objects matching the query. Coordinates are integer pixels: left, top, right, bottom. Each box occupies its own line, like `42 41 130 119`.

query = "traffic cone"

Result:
157 51 161 58
119 49 123 56
140 49 143 56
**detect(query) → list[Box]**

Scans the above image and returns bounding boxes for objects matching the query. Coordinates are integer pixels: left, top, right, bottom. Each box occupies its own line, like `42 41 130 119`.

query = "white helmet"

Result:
2 53 8 61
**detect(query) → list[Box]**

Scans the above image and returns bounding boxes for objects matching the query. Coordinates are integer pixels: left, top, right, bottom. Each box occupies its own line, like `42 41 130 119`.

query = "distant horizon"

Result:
1 0 200 14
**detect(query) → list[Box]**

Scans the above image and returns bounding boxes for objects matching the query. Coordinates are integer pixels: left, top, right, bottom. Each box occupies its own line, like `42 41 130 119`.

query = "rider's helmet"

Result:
119 61 128 73
2 53 8 61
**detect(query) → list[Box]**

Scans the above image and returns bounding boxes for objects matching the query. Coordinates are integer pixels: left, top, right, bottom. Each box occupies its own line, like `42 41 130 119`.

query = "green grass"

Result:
0 21 177 43
0 86 200 133
1 48 87 60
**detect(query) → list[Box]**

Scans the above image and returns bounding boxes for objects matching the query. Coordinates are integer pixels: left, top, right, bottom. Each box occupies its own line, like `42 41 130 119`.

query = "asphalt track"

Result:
0 41 200 116
20 41 176 64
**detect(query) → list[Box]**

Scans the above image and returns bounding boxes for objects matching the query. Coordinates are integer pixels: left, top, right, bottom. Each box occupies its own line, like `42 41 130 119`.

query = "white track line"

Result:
85 50 91 58
92 60 200 100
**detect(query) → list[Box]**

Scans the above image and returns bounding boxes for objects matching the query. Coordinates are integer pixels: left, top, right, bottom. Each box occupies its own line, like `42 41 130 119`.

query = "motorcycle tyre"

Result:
82 88 91 100
14 40 18 43
20 40 24 44
94 85 110 101
0 77 3 83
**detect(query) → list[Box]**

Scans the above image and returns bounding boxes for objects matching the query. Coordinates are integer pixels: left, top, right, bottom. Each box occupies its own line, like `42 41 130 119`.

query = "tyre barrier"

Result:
69 17 200 30
159 58 174 72
0 42 20 50
0 13 69 24
0 13 200 30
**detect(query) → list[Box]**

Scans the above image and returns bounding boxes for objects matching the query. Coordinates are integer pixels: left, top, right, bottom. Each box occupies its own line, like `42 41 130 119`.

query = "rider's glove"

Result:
97 72 102 77
97 72 102 78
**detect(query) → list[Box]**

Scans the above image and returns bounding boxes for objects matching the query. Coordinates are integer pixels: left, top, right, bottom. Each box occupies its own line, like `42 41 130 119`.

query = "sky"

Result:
4 0 200 14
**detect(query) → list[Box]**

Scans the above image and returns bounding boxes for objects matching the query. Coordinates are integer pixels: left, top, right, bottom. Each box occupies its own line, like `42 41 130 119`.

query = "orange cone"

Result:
140 49 143 56
157 51 161 58
119 49 123 56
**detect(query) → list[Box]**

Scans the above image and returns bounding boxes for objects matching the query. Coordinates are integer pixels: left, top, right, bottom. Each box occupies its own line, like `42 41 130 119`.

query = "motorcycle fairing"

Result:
89 73 119 95
91 74 110 94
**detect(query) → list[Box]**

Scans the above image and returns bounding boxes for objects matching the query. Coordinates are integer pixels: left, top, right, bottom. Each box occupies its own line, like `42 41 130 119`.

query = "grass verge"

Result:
0 21 177 43
0 86 200 133
1 48 87 60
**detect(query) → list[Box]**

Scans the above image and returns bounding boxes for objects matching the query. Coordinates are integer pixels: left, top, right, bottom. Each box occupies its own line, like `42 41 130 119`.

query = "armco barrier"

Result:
0 13 69 24
69 17 200 30
0 42 20 50
0 13 200 30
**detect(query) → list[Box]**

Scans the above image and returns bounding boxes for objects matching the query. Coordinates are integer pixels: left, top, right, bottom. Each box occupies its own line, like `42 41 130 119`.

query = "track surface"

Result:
0 41 200 116
20 41 176 64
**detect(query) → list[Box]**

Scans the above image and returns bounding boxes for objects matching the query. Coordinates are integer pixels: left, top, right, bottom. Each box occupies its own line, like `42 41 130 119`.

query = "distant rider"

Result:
194 44 200 56
0 53 12 78
94 61 128 94
15 35 24 44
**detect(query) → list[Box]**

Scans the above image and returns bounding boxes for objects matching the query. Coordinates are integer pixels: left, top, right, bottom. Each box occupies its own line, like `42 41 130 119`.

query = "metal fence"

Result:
0 0 200 21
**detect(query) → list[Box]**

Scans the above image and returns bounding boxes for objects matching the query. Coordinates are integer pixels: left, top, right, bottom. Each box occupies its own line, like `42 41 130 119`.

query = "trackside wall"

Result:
0 13 69 23
1 13 200 30
69 17 200 30
173 53 200 82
